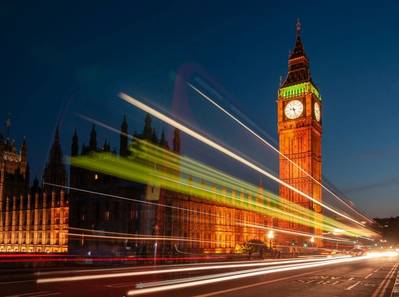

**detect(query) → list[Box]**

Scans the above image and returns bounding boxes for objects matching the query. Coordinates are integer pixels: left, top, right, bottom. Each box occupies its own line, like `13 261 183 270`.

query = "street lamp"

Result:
267 230 274 249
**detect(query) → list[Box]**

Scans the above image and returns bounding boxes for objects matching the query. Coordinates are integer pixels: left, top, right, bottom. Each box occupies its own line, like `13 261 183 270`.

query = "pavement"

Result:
0 256 398 297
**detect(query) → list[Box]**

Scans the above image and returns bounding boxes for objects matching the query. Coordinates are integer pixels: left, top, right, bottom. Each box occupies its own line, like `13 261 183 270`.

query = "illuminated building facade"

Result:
0 128 68 253
68 115 272 255
277 21 323 245
161 190 271 254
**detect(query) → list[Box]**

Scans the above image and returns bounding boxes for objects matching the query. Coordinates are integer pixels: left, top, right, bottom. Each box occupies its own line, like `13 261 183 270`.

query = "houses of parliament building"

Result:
0 21 323 255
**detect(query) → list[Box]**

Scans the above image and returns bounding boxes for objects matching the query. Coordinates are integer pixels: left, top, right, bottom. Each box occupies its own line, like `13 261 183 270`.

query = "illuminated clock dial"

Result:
284 100 304 119
314 102 321 122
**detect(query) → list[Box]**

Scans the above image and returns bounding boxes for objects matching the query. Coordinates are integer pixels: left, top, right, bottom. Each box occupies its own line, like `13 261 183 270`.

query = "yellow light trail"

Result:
118 92 372 230
71 116 376 238
75 113 373 238
132 140 367 236
71 152 367 236
46 182 354 244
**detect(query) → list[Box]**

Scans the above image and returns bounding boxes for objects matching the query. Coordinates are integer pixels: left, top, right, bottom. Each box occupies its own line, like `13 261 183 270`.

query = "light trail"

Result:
0 256 220 264
127 254 394 295
36 256 348 284
71 116 337 233
75 114 378 240
34 257 320 277
133 140 370 236
67 232 215 244
239 223 353 243
71 152 367 236
188 83 374 225
46 182 356 243
74 114 375 238
118 92 372 231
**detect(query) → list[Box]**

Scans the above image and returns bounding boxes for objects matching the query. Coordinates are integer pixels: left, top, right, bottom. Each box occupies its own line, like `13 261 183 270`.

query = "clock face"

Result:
284 100 304 120
314 102 321 122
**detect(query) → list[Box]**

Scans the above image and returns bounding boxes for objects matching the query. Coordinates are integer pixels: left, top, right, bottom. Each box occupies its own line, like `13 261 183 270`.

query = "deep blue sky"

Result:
1 1 398 217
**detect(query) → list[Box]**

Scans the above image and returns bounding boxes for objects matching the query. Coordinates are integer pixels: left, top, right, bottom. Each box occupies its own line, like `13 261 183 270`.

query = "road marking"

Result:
345 281 361 291
365 272 374 279
379 263 398 297
371 263 398 297
390 263 399 297
193 269 327 297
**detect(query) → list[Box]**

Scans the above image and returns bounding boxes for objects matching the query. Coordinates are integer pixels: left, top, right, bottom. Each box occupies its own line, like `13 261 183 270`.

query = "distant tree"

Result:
242 239 268 259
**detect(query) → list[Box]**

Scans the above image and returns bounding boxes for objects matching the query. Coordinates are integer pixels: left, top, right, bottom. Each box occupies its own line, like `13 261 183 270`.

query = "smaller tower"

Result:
159 129 169 149
89 125 97 152
120 115 128 157
4 115 11 138
151 128 158 144
71 129 79 157
103 140 110 152
20 137 27 162
143 114 152 140
43 126 67 191
173 128 181 154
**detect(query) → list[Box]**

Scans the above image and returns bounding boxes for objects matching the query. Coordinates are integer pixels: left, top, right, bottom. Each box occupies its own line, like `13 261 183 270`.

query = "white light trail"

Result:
188 83 374 225
73 115 371 237
34 257 324 277
119 92 369 230
36 256 348 284
127 254 387 295
45 183 354 246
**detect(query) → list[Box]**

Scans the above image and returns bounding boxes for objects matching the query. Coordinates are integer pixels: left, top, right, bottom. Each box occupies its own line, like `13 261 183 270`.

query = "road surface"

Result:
0 256 398 297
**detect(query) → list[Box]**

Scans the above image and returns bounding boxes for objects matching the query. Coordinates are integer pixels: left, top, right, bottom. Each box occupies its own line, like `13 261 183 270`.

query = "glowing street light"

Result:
267 230 275 239
267 230 274 249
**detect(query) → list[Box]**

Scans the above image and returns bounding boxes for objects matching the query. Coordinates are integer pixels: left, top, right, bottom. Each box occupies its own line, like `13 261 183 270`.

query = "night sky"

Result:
1 1 398 217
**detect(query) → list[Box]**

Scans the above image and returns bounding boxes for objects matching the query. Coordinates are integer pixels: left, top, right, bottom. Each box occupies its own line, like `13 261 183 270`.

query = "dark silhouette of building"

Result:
68 117 147 256
375 217 399 244
43 126 67 192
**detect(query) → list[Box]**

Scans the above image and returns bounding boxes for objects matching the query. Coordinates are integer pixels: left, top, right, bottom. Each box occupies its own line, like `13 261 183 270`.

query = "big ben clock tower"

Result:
277 20 322 243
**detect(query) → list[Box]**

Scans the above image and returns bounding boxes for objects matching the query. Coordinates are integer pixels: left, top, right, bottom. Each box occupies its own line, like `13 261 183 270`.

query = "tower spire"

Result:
5 113 11 138
280 20 312 88
89 124 97 151
71 128 79 156
296 18 301 37
173 128 181 154
120 115 128 157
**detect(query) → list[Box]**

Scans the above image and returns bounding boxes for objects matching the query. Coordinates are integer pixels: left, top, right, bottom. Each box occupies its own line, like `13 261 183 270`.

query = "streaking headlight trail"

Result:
118 92 375 233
